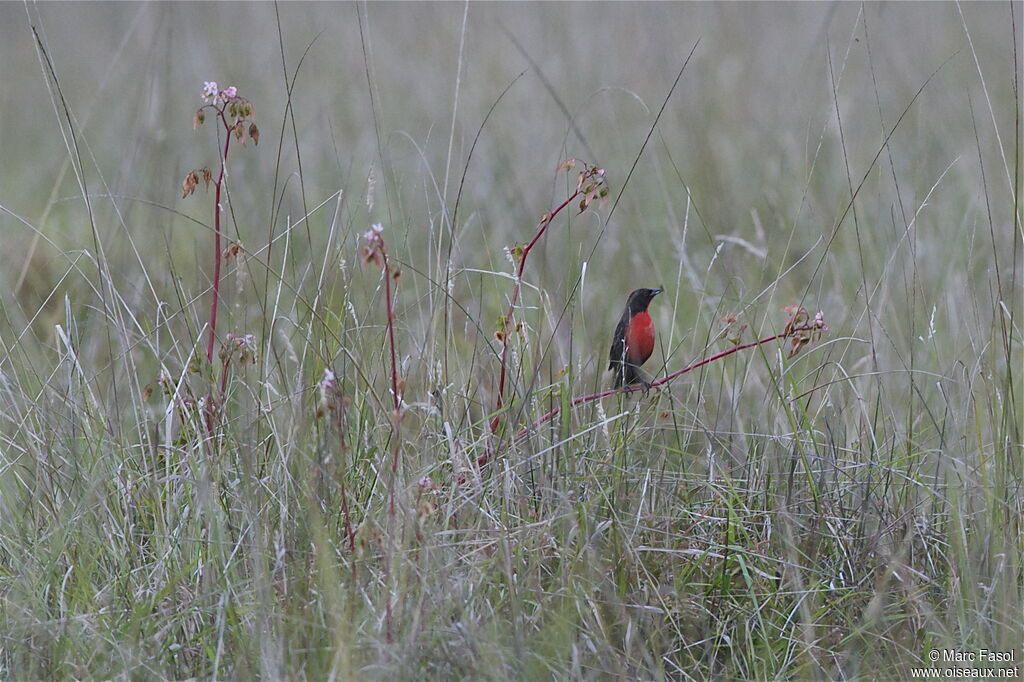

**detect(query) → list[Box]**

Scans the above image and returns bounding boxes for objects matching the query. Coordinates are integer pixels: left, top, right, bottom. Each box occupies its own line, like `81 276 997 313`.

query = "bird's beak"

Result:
652 288 663 296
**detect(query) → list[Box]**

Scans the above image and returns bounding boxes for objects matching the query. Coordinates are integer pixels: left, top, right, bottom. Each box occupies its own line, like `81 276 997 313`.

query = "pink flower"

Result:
202 81 219 103
221 86 237 99
360 223 386 268
362 223 384 243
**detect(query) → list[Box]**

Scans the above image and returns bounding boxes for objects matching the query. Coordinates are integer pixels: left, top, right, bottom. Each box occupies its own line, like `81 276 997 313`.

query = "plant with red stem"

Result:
361 223 402 423
517 306 829 439
360 222 404 643
472 306 828 471
491 159 607 434
316 368 356 555
182 81 259 365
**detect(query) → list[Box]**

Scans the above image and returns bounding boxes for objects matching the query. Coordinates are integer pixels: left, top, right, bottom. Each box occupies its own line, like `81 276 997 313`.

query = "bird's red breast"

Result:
624 311 655 365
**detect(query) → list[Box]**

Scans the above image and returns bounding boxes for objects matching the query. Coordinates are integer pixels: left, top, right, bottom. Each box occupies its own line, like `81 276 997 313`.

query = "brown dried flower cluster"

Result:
783 305 828 358
181 168 213 198
556 158 609 214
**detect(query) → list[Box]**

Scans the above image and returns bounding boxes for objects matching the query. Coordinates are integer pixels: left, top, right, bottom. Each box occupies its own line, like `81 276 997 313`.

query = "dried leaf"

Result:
181 171 198 198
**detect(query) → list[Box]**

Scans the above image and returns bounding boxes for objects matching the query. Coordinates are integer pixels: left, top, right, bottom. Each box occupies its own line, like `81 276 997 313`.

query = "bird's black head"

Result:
626 287 663 315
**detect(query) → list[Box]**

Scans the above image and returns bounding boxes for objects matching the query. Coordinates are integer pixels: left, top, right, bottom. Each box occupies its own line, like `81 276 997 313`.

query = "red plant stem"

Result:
339 477 355 553
373 244 401 644
527 330 791 431
474 325 819 469
382 248 403 519
356 233 403 640
491 169 599 433
206 115 232 364
382 251 400 414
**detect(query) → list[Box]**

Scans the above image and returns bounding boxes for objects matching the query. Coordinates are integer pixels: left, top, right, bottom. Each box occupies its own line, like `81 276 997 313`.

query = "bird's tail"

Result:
612 363 641 388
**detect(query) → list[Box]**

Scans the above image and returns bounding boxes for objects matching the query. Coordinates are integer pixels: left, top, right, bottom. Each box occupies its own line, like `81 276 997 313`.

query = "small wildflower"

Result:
364 224 387 266
202 81 219 103
221 85 237 99
363 223 384 243
360 223 387 269
317 368 338 419
321 368 336 389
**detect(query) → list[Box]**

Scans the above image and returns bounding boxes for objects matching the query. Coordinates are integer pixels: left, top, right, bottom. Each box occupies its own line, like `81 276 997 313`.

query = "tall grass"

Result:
0 3 1020 679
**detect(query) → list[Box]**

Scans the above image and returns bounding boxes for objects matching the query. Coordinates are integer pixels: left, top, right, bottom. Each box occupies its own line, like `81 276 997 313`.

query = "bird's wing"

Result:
608 316 628 370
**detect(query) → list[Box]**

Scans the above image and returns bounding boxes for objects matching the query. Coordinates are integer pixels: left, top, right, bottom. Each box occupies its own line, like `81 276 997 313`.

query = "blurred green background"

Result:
3 2 1016 342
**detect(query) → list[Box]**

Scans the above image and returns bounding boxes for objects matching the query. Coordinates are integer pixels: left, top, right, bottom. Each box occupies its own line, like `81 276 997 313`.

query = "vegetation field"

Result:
0 3 1020 679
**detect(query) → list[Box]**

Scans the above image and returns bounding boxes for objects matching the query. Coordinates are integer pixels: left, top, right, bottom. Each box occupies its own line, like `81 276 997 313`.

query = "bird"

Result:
608 287 663 388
